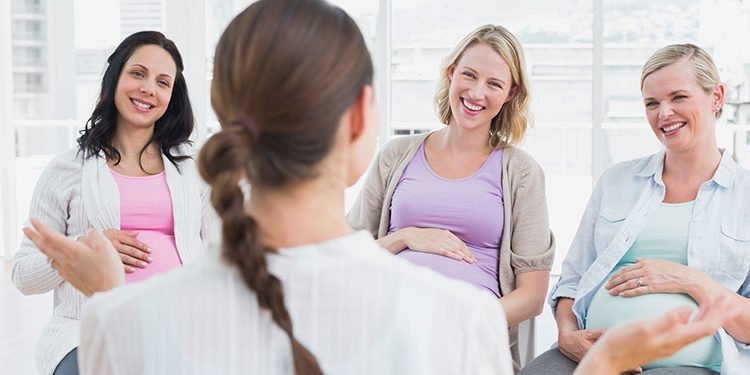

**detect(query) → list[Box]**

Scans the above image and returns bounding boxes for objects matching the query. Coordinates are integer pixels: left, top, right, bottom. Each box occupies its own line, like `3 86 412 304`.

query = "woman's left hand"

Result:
605 258 705 297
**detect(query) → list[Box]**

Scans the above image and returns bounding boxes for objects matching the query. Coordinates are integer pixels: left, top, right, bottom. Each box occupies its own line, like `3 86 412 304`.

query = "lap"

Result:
643 367 718 374
519 348 718 375
53 347 79 375
520 347 577 375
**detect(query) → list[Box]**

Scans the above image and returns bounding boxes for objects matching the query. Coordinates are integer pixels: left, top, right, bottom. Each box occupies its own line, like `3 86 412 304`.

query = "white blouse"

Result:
80 231 513 375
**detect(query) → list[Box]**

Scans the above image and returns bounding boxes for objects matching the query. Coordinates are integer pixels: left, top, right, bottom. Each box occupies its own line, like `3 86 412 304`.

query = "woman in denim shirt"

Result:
523 44 750 374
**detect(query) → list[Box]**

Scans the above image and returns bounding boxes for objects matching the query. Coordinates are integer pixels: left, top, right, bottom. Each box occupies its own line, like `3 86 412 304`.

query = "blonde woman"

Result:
528 44 750 375
348 24 554 369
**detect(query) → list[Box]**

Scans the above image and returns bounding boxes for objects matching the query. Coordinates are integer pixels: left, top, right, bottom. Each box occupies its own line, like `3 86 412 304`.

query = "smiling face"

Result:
114 44 177 131
447 42 514 132
641 59 723 153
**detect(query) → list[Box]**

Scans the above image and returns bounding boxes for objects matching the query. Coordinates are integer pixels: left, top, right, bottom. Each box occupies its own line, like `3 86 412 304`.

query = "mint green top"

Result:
585 201 722 371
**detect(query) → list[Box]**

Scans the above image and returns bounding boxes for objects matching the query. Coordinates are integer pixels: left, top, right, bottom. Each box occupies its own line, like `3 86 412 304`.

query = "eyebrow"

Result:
643 90 688 101
462 66 507 86
128 63 174 80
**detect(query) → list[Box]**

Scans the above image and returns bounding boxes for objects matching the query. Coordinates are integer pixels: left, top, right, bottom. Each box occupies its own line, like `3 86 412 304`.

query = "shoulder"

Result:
379 133 428 163
503 146 543 175
37 148 85 185
502 145 546 188
597 152 657 186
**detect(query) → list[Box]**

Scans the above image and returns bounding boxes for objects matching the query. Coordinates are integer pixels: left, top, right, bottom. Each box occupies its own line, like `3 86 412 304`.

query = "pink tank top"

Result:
111 169 182 283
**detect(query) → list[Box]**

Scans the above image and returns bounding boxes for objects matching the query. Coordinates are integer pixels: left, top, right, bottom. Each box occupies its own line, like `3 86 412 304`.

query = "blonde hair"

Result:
434 24 531 148
641 43 723 118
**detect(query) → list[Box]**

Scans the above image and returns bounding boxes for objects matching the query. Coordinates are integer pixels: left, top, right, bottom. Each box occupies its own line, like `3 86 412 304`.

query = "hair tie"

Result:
230 118 258 137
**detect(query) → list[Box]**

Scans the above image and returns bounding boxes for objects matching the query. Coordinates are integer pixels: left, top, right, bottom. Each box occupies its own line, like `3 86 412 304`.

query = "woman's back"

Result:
79 232 512 374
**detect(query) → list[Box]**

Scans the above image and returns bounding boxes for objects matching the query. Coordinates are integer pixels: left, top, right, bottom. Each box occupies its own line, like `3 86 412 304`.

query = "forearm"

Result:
375 228 412 254
499 270 549 326
11 249 64 294
555 297 580 334
687 274 750 343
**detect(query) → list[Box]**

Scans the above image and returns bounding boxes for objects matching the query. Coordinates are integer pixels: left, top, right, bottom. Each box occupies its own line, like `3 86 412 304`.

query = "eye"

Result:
158 80 171 88
489 81 503 89
129 71 144 78
645 101 658 108
461 71 476 79
673 95 687 100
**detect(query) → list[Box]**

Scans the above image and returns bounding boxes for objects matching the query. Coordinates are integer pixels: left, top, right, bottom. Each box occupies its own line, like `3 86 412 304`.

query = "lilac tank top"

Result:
111 169 182 283
389 143 504 297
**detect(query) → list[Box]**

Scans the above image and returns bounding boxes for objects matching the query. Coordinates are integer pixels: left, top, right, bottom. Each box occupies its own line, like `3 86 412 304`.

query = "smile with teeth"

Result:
661 122 686 133
462 98 484 112
131 98 154 110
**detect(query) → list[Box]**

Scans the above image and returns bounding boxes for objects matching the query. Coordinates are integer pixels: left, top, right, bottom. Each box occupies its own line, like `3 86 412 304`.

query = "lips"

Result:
461 98 484 113
660 121 686 136
130 98 155 112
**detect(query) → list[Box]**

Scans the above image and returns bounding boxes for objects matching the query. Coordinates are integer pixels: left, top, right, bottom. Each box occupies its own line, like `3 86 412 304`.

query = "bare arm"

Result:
689 274 750 344
499 269 549 326
555 297 604 363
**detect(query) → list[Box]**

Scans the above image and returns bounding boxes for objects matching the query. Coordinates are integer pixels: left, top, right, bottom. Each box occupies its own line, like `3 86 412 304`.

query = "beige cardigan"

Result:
347 132 555 370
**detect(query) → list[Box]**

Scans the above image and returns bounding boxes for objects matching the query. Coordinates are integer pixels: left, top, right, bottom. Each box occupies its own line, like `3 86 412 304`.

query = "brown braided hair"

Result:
197 0 373 374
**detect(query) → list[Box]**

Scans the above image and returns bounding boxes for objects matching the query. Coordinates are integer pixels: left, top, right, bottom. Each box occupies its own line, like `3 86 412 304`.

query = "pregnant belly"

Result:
586 280 722 369
396 249 499 297
125 231 182 284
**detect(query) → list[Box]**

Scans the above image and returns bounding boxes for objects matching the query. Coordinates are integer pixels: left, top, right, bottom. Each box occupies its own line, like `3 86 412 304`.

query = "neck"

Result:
247 177 351 250
436 120 492 154
112 119 157 159
663 141 722 183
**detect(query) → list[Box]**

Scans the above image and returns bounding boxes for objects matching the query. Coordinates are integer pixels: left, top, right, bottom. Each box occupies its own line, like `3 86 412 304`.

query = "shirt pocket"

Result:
593 206 629 253
719 221 750 286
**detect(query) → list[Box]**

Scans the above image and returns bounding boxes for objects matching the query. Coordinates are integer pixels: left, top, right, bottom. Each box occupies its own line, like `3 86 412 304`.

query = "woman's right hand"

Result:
24 219 125 296
102 229 151 273
401 227 476 263
558 328 605 363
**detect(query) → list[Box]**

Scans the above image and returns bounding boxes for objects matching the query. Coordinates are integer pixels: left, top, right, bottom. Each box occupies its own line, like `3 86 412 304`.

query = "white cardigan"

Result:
10 146 220 375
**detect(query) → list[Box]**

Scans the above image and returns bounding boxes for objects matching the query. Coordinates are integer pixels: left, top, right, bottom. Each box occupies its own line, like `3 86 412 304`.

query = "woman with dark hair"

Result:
21 1 514 374
11 31 218 375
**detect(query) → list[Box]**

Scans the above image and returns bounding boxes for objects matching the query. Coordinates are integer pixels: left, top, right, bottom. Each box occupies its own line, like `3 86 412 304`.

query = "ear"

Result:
505 85 519 103
448 64 456 81
348 85 375 143
711 83 725 116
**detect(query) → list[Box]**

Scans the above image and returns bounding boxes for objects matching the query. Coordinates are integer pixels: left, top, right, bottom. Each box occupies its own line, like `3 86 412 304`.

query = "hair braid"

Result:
198 128 323 375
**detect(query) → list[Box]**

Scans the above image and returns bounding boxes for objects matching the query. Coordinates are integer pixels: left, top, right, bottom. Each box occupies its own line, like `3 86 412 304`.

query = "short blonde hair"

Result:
434 24 531 148
640 43 723 118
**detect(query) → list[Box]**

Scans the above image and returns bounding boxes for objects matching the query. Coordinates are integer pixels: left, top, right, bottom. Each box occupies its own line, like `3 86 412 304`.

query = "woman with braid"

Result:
21 0 513 374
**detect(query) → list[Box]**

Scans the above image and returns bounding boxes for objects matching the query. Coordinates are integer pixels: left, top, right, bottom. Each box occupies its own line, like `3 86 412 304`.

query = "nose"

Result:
468 81 485 100
140 80 155 96
658 103 673 120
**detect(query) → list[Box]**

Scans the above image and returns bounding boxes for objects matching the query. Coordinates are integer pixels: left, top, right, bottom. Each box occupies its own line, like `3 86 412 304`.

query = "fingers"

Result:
648 306 693 332
443 231 475 263
118 234 151 253
25 219 76 260
117 248 149 268
606 267 641 290
118 253 139 272
586 328 605 339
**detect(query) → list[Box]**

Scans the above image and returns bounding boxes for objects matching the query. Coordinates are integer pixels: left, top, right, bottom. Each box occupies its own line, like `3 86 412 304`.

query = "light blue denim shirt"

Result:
549 149 750 375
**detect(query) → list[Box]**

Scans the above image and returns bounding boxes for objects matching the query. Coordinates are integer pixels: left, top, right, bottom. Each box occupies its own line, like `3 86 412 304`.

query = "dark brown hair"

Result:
197 0 373 374
78 31 194 173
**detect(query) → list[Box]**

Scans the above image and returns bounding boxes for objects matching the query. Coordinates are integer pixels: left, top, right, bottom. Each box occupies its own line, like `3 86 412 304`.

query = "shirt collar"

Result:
635 148 736 188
